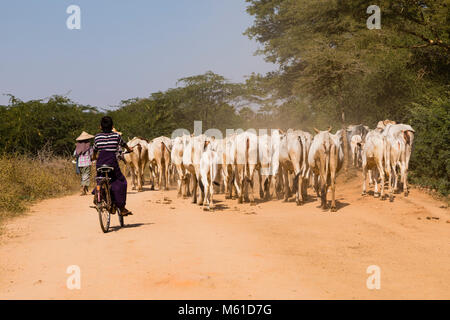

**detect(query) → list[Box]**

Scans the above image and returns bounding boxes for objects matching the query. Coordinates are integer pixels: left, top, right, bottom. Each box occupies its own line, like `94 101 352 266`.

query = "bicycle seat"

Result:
97 165 114 173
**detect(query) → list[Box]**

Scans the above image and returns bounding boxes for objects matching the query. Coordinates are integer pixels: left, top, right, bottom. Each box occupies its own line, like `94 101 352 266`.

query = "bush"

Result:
0 153 80 222
409 97 450 196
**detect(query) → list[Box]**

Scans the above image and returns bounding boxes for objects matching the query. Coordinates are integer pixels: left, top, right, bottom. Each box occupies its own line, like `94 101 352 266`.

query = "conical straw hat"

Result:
76 131 95 141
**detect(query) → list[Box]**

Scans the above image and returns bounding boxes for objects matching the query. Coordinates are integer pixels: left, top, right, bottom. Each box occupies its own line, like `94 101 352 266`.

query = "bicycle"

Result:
94 165 125 233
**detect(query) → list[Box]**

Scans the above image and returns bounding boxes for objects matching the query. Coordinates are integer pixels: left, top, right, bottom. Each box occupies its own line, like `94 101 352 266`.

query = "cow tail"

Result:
298 134 304 173
245 137 250 179
325 146 330 185
137 143 142 160
383 137 390 174
199 176 205 193
210 152 219 187
161 142 165 164
302 136 308 176
403 131 411 146
293 136 304 193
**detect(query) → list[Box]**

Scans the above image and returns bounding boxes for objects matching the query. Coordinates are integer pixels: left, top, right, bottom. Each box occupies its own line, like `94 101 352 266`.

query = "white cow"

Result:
337 124 369 158
382 123 415 196
221 134 238 199
297 130 313 198
308 128 343 212
199 142 220 211
171 134 191 197
258 133 275 200
148 136 172 190
350 134 363 167
270 129 283 198
124 137 148 192
384 132 405 197
278 130 309 205
361 130 392 200
233 131 258 204
183 134 211 205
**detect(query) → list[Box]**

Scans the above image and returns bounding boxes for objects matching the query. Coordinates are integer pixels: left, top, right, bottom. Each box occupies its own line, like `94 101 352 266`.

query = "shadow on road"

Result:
213 203 229 211
109 222 155 232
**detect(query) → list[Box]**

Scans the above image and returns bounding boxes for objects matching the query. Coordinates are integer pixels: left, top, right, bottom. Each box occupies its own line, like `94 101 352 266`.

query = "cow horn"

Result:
314 128 320 134
327 126 332 132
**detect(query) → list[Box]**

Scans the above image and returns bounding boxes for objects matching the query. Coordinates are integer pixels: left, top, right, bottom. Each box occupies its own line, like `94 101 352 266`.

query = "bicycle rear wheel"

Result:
97 182 111 233
98 206 111 233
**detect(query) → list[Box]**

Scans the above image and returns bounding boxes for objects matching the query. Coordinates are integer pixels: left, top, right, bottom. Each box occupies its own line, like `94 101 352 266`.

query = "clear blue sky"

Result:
0 0 274 108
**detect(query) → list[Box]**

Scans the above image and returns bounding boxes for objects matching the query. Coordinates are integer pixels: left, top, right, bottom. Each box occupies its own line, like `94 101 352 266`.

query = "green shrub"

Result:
409 97 450 196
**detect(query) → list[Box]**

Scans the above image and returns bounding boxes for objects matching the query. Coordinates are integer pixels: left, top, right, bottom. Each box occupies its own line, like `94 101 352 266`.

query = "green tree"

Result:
245 0 450 193
0 95 101 155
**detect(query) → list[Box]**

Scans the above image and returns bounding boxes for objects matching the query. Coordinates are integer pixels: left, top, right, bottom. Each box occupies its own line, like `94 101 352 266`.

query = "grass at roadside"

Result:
0 153 80 226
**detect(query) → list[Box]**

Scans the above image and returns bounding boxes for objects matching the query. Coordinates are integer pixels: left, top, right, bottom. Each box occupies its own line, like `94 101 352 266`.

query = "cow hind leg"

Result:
320 174 328 210
234 165 244 204
330 166 337 211
209 178 215 211
283 170 290 202
330 180 336 212
185 174 191 198
264 176 271 201
136 167 143 192
224 173 231 199
368 170 374 187
160 160 168 191
362 166 368 196
296 174 303 206
197 174 205 206
129 165 137 190
248 164 256 205
202 177 210 211
176 174 182 198
374 176 379 198
293 173 303 206
321 185 328 210
402 165 409 197
378 163 385 200
258 169 264 199
301 176 308 202
314 173 320 198
191 174 198 204
165 162 170 191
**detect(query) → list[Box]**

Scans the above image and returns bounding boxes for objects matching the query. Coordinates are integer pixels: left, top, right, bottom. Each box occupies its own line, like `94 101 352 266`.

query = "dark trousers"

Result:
95 151 127 208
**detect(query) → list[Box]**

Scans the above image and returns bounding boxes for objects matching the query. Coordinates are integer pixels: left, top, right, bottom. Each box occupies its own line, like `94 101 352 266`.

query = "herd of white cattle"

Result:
122 120 415 212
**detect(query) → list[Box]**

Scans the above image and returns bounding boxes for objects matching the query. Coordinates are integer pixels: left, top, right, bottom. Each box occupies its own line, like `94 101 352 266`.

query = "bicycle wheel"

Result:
97 182 111 233
98 205 111 233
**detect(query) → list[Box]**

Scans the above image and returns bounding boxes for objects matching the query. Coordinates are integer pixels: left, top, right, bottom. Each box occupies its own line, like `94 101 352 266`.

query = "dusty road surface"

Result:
0 174 449 300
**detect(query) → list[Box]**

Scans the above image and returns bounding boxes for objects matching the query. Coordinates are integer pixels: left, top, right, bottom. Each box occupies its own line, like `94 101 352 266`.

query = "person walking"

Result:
74 131 95 196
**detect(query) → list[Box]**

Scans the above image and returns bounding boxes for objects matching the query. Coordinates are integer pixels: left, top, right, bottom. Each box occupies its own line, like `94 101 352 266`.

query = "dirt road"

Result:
0 174 449 299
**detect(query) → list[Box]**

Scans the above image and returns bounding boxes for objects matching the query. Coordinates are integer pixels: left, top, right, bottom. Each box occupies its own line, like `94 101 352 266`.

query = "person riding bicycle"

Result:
93 116 133 216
